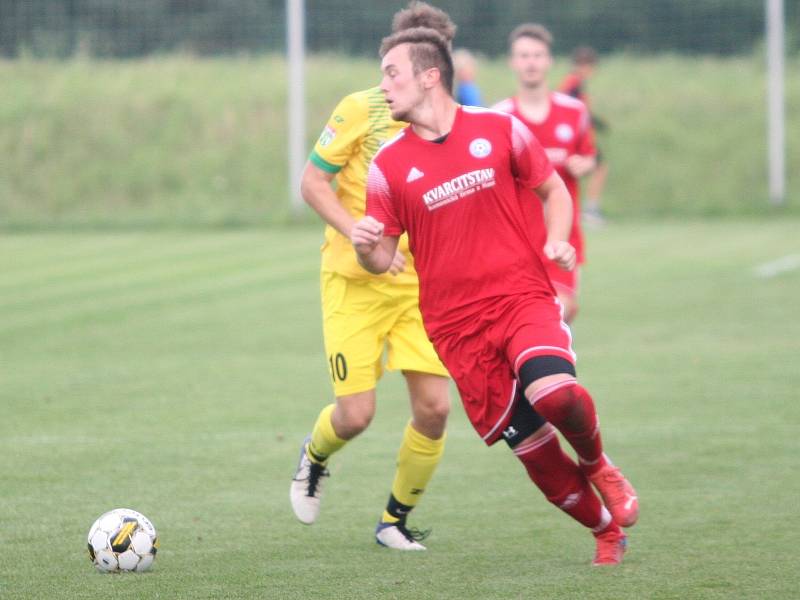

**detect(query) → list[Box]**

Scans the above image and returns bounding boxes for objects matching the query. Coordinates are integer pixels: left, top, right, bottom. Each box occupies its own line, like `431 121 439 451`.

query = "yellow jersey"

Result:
309 87 417 284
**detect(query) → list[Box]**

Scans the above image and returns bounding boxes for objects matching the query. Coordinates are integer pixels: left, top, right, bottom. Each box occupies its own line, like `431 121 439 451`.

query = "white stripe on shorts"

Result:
482 379 517 442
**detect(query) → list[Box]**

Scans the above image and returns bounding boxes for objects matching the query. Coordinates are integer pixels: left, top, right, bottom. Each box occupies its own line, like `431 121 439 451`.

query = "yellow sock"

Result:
307 404 347 465
382 422 446 523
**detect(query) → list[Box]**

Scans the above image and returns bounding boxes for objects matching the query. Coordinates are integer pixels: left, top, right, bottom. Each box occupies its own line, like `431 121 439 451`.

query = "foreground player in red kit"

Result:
493 24 595 323
351 27 638 565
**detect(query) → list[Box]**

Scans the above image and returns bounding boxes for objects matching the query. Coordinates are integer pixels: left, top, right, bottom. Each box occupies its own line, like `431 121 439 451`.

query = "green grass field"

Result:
1 219 798 599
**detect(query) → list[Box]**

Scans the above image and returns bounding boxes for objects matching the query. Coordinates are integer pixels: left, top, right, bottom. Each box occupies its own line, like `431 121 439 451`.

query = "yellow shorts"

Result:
320 270 449 396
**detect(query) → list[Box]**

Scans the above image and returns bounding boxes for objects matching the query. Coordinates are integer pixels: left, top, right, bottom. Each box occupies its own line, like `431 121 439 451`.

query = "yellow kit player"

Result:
290 2 456 550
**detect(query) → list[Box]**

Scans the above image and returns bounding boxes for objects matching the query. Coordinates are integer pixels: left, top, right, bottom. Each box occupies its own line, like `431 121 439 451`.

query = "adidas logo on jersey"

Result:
406 167 425 182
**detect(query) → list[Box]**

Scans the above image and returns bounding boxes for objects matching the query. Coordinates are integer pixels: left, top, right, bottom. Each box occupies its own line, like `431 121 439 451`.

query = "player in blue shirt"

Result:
453 48 483 106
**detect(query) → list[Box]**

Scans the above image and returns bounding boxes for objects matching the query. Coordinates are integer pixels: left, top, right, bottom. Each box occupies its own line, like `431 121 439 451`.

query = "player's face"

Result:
380 44 425 122
510 37 552 88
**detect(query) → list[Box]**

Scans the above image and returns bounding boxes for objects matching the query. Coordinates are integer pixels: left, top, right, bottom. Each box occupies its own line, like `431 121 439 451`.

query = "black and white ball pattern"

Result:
87 508 158 572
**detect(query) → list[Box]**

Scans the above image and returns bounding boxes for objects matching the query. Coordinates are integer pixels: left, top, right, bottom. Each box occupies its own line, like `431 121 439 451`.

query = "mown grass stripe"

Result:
0 258 317 336
0 245 315 313
0 232 313 288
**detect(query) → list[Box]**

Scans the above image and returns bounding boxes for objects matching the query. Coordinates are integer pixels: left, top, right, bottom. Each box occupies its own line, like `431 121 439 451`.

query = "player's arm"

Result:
303 93 406 276
564 104 597 178
302 94 368 237
357 161 403 274
564 154 596 178
300 162 356 238
352 217 399 274
301 159 406 276
564 154 597 178
535 172 576 272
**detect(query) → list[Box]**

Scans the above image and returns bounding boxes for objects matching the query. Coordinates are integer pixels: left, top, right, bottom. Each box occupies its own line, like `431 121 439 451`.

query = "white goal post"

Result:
287 0 306 215
766 0 786 206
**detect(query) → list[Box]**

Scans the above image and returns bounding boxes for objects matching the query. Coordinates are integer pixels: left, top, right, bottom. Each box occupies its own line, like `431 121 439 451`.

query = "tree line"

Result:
1 0 797 58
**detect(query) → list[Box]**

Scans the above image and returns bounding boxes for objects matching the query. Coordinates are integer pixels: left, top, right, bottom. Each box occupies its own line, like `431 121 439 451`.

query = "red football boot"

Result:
588 461 639 527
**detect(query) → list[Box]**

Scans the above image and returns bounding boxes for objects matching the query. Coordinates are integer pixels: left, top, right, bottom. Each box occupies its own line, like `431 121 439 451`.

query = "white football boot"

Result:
290 437 329 525
375 520 429 551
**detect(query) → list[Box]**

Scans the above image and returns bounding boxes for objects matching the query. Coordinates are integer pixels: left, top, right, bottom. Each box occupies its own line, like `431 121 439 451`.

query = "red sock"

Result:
531 382 606 475
514 427 618 536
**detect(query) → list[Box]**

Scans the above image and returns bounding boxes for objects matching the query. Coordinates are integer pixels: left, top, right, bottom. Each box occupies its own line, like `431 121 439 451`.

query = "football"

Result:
87 508 159 572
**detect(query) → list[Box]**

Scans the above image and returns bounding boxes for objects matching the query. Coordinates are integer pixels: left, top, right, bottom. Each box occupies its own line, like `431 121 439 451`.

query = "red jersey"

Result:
492 93 594 264
366 106 556 340
559 72 589 106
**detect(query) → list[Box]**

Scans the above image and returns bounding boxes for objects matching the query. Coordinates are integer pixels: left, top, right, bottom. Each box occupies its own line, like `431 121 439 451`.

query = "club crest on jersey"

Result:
555 123 574 142
318 125 336 147
469 138 492 158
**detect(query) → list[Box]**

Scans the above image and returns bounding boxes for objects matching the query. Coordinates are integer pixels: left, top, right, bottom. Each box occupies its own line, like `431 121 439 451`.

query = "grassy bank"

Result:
1 54 798 228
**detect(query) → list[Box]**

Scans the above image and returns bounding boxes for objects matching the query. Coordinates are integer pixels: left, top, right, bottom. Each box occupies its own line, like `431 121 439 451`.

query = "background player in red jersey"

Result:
494 24 596 323
559 45 610 227
351 26 638 565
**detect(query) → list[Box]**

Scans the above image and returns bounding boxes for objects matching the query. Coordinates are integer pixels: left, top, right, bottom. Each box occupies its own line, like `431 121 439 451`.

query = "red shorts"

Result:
431 293 575 446
545 262 581 299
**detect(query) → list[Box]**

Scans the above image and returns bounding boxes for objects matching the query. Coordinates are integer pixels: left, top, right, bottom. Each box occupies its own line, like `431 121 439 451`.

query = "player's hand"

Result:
350 216 385 255
388 249 406 276
543 240 576 271
565 155 595 178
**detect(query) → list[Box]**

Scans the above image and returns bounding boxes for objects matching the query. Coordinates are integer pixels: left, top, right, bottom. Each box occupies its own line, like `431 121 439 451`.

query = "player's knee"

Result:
409 393 450 440
426 393 451 422
414 395 450 429
519 356 576 398
344 408 374 435
534 382 594 433
408 377 451 421
333 397 376 438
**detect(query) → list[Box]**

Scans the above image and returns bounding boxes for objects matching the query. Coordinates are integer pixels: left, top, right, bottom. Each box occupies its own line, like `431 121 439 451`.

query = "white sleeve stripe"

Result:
551 91 586 110
510 114 535 156
366 162 391 196
489 98 514 113
462 104 514 118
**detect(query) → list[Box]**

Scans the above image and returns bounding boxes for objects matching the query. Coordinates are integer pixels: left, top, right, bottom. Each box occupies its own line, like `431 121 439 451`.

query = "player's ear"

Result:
422 67 441 90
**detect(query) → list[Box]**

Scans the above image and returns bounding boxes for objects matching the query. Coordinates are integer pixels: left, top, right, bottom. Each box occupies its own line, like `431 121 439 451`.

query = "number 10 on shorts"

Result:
329 353 348 382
